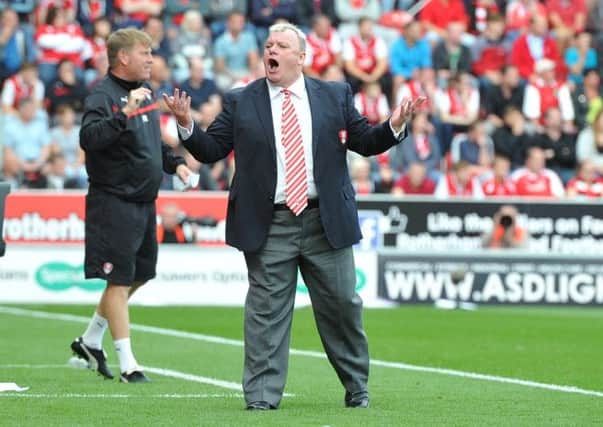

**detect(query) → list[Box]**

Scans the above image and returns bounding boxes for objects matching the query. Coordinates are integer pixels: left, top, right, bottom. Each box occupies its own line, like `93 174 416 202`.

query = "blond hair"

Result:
107 28 152 69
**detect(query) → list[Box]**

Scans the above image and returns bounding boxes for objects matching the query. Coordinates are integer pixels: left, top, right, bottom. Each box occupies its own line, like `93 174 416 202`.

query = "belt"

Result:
274 199 319 211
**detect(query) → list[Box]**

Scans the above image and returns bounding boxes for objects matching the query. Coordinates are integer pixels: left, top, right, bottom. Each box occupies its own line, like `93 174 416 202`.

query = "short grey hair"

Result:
268 22 306 53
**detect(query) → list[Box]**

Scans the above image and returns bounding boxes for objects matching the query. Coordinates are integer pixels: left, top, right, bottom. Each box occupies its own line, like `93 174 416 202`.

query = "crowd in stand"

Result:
1 0 603 200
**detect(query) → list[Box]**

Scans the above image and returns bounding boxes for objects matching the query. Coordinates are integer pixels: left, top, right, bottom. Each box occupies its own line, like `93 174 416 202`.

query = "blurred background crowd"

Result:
1 0 603 201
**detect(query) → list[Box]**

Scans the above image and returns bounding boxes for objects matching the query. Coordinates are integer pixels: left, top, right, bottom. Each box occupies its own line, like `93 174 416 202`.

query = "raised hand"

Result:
390 96 427 132
162 88 193 129
122 87 152 115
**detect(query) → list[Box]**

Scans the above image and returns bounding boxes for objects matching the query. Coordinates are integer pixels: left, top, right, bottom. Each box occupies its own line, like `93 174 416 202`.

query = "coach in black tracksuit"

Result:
70 28 191 384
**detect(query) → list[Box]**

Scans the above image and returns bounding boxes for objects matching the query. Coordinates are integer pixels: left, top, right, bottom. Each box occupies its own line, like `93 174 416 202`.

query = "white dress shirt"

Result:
177 76 406 204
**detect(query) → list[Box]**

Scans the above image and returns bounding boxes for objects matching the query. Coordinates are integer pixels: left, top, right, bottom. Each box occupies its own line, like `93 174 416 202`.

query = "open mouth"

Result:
268 58 279 72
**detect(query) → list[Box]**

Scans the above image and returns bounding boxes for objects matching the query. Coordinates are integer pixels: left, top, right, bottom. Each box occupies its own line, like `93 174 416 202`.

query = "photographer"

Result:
482 205 527 249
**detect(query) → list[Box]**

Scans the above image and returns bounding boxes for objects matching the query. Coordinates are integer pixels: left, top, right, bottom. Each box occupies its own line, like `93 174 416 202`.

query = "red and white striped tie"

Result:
281 89 307 215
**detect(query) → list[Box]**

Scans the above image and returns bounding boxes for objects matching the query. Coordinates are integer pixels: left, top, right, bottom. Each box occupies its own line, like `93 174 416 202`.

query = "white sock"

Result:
81 312 108 350
114 338 139 374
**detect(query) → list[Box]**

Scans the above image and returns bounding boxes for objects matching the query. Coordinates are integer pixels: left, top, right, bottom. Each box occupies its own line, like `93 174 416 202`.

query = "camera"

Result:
499 214 514 228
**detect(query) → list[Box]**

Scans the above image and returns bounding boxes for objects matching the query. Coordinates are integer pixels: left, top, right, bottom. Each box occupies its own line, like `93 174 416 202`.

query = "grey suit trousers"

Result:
242 206 369 407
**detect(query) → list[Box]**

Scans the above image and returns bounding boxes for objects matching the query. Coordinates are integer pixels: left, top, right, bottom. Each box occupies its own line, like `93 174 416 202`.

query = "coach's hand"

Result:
390 96 427 133
163 88 193 130
176 163 192 184
122 87 152 116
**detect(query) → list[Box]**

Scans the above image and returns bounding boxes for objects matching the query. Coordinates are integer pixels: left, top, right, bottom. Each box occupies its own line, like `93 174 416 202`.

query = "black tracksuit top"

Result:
80 72 184 202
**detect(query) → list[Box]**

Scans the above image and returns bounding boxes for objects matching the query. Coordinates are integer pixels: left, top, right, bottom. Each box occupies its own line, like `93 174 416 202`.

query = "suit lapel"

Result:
305 77 321 159
252 79 276 162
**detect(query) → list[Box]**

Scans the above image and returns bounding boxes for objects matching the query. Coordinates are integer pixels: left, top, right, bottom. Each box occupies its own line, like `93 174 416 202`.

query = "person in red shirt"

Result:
392 162 436 195
434 160 484 198
506 0 547 34
342 16 389 94
113 0 164 28
482 154 517 196
419 0 470 40
511 145 565 197
546 0 586 37
566 159 603 198
303 14 342 78
510 13 566 81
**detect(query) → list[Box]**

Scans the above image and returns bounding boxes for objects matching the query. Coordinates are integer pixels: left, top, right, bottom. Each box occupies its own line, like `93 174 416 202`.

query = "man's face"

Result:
263 29 305 88
123 43 153 81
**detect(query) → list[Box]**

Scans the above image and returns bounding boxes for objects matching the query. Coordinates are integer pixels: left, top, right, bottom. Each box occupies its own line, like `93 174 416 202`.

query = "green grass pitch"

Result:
1 304 602 426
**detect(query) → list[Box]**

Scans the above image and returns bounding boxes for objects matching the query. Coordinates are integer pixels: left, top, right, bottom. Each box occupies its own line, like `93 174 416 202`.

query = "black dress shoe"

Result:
246 401 276 410
344 391 369 408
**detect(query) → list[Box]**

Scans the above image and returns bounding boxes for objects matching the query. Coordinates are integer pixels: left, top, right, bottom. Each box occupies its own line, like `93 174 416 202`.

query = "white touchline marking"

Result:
0 393 243 399
1 305 602 399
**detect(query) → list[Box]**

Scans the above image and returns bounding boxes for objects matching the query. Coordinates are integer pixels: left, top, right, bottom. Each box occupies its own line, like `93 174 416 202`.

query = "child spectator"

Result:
482 154 517 197
434 160 484 198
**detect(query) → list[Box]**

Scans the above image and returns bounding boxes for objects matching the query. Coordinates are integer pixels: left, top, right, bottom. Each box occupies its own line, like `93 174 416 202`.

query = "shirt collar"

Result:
267 75 306 101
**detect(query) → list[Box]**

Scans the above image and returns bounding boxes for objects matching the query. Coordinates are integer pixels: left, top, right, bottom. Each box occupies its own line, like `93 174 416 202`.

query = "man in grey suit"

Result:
164 22 424 410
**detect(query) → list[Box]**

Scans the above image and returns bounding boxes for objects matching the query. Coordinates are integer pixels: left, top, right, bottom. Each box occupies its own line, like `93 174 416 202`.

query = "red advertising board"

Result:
3 191 228 244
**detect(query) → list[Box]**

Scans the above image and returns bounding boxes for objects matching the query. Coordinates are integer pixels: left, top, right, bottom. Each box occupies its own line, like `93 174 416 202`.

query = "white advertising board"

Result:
0 245 384 307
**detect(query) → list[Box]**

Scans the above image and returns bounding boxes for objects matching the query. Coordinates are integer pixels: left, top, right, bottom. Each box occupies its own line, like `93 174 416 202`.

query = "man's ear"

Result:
117 49 128 67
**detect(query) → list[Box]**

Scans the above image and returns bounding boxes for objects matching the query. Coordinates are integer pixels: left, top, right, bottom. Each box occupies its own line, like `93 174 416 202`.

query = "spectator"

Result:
334 0 380 42
44 151 68 189
0 0 35 16
419 0 469 41
482 205 527 249
232 61 265 88
466 0 500 35
249 0 297 47
213 11 259 91
353 81 389 126
48 103 86 188
456 121 494 178
564 31 598 87
320 63 346 81
143 15 171 61
157 203 190 244
572 68 603 130
576 109 603 176
511 145 565 197
392 162 437 195
35 6 92 85
432 21 473 82
532 107 577 183
162 0 202 30
0 8 35 81
510 13 565 81
342 16 389 94
304 14 342 79
169 9 213 83
482 64 525 131
390 111 441 181
84 16 111 87
113 0 164 29
75 0 114 36
296 0 338 30
1 62 45 114
546 0 586 39
492 106 536 169
482 154 517 197
471 12 512 87
178 56 219 123
433 72 480 152
506 0 547 36
373 153 395 193
199 0 248 39
389 20 432 97
566 159 603 198
3 97 51 188
435 160 484 198
350 156 374 194
395 68 436 115
46 58 88 114
149 54 174 98
522 58 574 131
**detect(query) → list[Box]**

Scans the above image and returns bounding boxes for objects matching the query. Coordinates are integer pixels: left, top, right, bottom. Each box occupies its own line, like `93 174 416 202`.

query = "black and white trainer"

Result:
120 370 150 383
70 337 114 380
